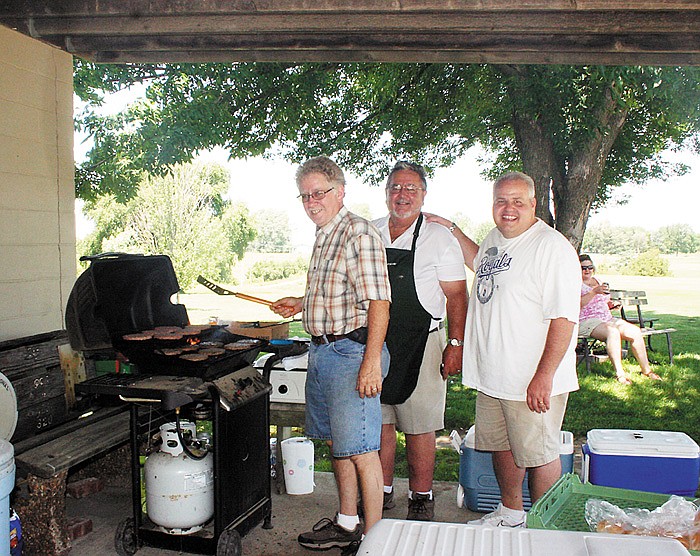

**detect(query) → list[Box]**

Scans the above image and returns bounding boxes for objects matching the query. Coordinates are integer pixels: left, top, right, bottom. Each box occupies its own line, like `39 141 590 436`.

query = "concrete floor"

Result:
67 471 481 556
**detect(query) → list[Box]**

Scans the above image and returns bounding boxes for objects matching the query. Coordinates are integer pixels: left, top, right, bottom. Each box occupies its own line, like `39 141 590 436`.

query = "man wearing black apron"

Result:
374 161 467 521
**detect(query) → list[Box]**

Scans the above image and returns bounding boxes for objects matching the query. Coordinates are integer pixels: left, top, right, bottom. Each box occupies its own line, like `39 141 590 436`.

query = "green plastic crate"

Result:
528 474 699 555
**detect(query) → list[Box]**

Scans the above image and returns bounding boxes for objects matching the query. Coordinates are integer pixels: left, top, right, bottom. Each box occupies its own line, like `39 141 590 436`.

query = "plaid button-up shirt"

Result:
302 206 391 337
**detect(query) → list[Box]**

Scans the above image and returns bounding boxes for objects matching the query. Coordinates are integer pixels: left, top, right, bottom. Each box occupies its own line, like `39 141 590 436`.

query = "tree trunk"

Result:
510 109 562 228
502 65 563 228
503 66 629 252
554 88 628 252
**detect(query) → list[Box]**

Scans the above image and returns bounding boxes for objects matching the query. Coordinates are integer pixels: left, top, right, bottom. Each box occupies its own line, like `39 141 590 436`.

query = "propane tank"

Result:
144 420 214 535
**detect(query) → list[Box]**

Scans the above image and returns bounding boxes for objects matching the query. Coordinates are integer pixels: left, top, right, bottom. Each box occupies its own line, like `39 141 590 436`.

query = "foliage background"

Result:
78 162 257 289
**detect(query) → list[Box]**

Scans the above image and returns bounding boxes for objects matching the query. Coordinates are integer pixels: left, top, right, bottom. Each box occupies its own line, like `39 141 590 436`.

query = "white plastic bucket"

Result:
281 437 314 495
0 439 15 556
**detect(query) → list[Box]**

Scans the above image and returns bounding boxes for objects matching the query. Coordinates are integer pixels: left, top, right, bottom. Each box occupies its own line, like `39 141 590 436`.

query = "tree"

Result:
582 223 650 255
74 61 700 250
221 203 257 260
79 162 256 288
250 209 292 253
652 224 700 254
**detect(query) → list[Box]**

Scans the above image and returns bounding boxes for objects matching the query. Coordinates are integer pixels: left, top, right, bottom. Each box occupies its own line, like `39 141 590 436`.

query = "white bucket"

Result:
281 437 314 495
0 439 15 556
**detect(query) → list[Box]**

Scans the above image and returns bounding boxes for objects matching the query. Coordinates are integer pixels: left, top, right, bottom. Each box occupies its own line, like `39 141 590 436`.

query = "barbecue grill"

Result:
68 252 275 555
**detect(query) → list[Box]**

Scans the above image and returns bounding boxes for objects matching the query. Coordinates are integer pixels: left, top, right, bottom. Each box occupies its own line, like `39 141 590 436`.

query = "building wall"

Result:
0 26 75 341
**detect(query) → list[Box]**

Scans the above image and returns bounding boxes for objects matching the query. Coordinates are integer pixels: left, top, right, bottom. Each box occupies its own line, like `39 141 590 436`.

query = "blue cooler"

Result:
458 426 574 512
582 429 700 496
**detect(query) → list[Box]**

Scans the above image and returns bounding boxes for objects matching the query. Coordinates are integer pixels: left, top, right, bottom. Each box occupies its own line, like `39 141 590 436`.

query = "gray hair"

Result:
493 171 535 198
296 156 346 188
386 161 428 190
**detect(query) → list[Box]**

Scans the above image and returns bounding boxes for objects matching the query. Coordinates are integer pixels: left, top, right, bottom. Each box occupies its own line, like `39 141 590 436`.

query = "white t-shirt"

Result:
462 219 581 400
374 215 466 328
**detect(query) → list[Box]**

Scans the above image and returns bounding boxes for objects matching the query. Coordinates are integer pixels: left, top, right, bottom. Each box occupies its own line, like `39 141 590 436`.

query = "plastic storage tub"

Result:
528 473 699 556
458 425 574 511
582 429 700 495
358 518 692 556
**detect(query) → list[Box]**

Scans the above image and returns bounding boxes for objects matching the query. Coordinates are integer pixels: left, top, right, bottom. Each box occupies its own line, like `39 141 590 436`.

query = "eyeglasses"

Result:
581 265 595 271
387 183 425 195
298 187 334 203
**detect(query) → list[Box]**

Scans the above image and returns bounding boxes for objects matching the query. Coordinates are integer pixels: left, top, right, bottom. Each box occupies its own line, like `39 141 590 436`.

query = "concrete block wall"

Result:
0 25 76 341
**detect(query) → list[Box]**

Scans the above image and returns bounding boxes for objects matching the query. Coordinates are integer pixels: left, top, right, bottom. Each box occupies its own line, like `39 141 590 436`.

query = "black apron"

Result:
382 213 438 405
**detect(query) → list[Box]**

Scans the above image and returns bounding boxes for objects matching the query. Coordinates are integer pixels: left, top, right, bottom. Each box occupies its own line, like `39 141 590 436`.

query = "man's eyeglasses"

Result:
581 265 594 271
387 183 425 195
298 187 334 203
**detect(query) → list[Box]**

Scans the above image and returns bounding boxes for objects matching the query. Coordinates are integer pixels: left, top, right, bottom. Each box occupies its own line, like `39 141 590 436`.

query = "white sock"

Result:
337 512 360 531
408 489 433 500
384 485 393 494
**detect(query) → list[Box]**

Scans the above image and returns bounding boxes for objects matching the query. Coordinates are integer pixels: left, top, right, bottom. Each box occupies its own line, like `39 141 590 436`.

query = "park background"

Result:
73 88 700 482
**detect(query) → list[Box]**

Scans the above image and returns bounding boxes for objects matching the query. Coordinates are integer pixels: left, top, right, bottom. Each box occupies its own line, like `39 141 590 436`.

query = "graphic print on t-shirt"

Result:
475 246 512 304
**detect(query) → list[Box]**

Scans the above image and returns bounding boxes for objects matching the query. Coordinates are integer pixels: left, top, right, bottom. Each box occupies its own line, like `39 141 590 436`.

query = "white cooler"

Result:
358 519 692 556
255 351 308 403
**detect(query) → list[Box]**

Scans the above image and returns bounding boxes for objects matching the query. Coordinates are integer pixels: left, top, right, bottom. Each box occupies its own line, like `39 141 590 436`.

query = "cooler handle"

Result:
581 443 590 483
449 430 462 453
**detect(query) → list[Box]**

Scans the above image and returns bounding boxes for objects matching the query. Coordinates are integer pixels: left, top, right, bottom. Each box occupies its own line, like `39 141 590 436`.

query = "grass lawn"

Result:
182 253 700 482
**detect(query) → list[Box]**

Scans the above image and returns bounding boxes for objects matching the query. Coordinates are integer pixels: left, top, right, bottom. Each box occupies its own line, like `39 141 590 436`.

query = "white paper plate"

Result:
0 372 18 441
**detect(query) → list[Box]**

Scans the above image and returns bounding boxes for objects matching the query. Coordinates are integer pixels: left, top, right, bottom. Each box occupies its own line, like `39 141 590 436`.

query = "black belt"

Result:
311 327 368 345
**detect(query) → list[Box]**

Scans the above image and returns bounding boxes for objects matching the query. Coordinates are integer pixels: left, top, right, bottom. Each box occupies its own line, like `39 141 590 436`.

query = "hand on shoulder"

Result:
423 212 452 229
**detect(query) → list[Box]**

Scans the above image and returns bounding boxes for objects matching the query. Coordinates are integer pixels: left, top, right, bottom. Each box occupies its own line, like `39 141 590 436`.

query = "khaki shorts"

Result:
475 391 568 468
381 330 446 435
580 317 626 337
579 318 605 337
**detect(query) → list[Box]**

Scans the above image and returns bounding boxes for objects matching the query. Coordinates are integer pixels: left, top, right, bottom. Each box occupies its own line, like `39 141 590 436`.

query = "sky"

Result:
74 88 700 248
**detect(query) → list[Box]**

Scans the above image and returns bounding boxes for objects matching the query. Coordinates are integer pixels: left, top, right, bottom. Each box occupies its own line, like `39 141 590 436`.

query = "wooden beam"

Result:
62 33 700 54
85 49 700 66
11 12 700 37
1 1 699 66
2 0 699 15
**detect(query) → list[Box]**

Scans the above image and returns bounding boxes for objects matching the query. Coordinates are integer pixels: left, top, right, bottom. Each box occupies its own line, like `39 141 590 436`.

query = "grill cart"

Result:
67 253 284 555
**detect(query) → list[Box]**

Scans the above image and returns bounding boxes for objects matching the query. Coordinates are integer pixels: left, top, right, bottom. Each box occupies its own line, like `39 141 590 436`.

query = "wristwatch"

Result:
448 338 464 347
449 222 457 233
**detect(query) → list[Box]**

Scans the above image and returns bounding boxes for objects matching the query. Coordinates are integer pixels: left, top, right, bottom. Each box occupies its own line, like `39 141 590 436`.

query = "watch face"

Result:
449 338 463 346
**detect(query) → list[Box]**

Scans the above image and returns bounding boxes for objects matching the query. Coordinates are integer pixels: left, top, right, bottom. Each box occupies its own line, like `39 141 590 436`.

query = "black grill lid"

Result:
66 252 188 351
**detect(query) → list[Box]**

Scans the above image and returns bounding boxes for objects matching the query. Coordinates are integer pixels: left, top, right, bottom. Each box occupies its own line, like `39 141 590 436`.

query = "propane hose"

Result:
174 407 209 460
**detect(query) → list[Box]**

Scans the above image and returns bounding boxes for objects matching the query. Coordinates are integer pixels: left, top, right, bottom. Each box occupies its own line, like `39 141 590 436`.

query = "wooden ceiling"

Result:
1 1 699 66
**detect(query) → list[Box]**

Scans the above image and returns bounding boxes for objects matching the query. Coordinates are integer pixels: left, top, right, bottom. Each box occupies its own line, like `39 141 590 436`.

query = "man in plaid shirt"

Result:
272 156 391 552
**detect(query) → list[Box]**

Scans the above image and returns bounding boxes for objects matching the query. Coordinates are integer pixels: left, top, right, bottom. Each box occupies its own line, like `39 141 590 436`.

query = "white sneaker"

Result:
468 503 526 528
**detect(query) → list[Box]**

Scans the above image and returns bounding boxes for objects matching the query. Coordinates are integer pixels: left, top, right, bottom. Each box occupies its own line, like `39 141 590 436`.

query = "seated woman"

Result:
579 254 661 384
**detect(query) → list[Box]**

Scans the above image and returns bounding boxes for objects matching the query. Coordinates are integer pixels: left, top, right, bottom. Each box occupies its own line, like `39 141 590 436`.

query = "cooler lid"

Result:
586 429 700 458
66 252 189 350
0 372 17 441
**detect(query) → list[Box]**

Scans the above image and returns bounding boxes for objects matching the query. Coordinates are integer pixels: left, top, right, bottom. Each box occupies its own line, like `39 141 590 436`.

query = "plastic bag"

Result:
584 496 700 550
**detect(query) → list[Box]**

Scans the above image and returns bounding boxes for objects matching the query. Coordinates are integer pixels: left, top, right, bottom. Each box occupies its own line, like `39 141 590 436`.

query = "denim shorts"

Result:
305 338 390 457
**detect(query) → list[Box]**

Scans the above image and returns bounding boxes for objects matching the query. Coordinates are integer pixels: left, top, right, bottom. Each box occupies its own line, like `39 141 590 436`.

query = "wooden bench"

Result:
0 330 130 556
610 290 677 363
577 335 608 373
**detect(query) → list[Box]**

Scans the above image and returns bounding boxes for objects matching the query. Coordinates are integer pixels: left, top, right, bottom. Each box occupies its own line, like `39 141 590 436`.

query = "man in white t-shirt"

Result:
428 171 580 527
373 161 467 521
